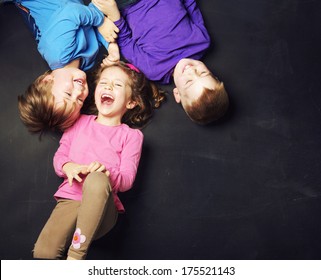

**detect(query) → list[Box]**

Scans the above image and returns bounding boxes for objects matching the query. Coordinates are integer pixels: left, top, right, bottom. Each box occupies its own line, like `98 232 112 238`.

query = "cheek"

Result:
94 89 101 104
52 91 65 104
83 88 89 99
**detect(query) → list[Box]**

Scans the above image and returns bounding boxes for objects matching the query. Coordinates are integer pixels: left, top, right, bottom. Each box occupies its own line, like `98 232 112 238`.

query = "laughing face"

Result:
172 58 220 107
94 66 136 126
44 67 89 120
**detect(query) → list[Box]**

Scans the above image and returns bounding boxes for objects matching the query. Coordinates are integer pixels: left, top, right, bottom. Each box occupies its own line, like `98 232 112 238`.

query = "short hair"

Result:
184 82 229 125
92 62 165 128
17 72 77 136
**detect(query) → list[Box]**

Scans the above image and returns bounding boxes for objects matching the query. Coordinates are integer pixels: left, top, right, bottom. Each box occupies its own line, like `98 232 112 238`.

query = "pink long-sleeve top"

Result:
53 115 143 212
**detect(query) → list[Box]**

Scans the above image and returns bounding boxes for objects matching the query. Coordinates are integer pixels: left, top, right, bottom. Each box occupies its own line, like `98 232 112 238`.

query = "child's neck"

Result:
96 115 122 126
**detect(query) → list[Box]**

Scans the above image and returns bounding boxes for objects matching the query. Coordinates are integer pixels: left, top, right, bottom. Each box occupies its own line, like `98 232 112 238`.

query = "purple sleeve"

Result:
114 17 160 80
182 0 207 27
108 129 143 193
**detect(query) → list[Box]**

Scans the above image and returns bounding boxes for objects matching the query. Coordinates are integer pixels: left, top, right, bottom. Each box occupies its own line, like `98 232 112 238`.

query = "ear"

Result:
126 100 137 110
173 87 181 103
42 74 54 83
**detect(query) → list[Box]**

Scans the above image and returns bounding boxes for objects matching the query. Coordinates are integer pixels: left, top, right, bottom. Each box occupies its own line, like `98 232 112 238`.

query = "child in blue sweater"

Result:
12 0 121 134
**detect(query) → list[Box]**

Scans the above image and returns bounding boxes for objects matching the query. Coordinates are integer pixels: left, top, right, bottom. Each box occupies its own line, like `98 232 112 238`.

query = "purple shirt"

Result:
115 0 210 84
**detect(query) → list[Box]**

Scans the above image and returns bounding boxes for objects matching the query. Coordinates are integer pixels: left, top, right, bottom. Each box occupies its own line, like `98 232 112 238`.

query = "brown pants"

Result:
33 172 118 260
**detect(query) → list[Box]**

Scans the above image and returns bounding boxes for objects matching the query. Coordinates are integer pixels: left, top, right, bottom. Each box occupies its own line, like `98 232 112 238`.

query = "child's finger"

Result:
86 162 96 172
87 161 101 173
67 175 73 186
73 173 83 183
108 36 115 43
96 165 106 172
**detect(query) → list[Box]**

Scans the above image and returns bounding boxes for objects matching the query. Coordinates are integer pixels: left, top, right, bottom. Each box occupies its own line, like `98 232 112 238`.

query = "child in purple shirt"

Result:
94 0 229 124
33 62 165 260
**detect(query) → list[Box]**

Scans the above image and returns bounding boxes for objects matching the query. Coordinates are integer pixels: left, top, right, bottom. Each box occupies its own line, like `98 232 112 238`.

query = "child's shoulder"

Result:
71 114 96 128
121 124 144 139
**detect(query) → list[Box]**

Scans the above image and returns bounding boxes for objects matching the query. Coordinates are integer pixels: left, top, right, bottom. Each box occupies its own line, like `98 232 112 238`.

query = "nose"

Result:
104 84 112 90
185 65 198 76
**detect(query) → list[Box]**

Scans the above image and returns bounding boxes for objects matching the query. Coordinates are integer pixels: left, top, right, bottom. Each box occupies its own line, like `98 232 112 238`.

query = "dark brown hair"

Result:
92 62 165 128
184 82 229 125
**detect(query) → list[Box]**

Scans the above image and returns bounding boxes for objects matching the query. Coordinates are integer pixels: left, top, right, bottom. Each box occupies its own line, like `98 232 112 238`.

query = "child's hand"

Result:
86 161 106 173
87 161 110 177
63 162 89 186
101 42 120 66
98 17 119 43
92 0 120 21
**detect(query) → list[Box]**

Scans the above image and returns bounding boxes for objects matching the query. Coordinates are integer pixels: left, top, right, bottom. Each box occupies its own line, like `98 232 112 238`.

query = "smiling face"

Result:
172 58 220 107
94 66 136 126
44 67 89 120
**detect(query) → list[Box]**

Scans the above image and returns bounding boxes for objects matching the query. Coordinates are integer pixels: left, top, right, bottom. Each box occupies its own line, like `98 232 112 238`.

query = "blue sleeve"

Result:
38 2 105 69
95 29 110 51
56 3 104 28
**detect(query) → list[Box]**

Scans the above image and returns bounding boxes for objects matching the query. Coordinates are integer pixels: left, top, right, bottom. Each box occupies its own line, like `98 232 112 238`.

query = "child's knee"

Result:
83 172 111 196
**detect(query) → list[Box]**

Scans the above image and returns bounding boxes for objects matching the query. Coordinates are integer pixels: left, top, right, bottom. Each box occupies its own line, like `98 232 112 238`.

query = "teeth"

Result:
74 79 84 85
101 93 114 104
102 94 114 100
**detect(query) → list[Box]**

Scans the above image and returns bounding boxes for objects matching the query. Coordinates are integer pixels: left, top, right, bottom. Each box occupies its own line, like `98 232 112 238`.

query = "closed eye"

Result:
200 71 210 76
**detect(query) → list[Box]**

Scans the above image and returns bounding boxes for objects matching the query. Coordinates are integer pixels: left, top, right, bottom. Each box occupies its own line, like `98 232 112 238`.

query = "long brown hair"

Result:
92 62 165 128
17 71 77 135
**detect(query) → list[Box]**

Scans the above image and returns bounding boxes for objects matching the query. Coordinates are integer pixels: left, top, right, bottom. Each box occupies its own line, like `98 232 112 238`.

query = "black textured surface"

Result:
0 1 321 260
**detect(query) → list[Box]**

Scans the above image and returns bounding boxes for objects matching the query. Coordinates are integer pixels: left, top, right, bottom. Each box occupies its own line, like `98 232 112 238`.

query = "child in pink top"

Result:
33 62 165 260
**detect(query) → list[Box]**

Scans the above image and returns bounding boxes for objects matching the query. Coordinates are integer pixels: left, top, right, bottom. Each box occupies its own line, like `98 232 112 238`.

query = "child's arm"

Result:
53 121 110 186
92 0 121 21
39 3 106 69
62 161 109 186
108 130 144 193
182 0 207 26
54 129 75 179
98 16 119 43
101 42 120 66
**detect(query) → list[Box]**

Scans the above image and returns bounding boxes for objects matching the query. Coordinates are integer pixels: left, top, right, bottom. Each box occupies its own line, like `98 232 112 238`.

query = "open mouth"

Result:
101 94 114 105
74 78 85 85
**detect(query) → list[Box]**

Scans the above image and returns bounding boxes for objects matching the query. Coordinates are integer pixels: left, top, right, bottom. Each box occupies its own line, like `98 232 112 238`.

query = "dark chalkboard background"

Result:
1 0 320 260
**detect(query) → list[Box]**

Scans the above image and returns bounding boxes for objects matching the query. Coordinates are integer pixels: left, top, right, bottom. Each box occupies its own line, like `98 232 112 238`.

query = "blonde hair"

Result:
184 81 229 125
18 72 77 135
92 62 165 128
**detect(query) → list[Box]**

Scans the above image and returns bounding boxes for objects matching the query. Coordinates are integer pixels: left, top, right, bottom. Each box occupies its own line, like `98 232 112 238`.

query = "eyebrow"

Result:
99 78 126 84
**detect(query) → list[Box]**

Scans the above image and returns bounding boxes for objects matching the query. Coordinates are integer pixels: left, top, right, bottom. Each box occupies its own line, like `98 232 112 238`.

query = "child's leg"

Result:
33 199 80 259
67 172 118 260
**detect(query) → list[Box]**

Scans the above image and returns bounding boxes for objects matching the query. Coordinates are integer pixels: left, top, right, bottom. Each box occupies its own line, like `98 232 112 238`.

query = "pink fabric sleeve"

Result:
108 129 143 193
53 122 78 178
